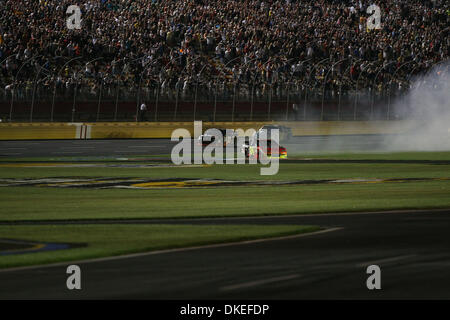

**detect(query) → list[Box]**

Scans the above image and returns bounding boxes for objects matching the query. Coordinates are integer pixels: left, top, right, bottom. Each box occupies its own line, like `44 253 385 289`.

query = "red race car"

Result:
242 139 287 160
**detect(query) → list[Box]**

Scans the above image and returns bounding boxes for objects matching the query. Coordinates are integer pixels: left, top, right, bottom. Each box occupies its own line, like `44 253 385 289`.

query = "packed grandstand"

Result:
0 0 448 120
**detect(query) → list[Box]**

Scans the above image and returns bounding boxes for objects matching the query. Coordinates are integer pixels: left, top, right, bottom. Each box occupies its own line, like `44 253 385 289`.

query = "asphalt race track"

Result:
0 135 395 158
1 209 450 299
0 139 176 158
1 136 449 299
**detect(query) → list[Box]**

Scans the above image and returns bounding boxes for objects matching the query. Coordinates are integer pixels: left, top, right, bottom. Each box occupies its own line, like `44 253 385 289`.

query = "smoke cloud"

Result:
280 61 450 155
385 61 450 151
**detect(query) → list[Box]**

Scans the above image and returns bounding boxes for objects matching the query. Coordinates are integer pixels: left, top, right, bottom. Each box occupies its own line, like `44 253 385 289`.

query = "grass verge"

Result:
0 224 319 269
1 181 449 221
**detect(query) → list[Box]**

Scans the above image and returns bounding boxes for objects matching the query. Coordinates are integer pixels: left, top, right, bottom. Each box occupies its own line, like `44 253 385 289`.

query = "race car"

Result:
197 129 237 147
242 139 287 160
253 124 293 142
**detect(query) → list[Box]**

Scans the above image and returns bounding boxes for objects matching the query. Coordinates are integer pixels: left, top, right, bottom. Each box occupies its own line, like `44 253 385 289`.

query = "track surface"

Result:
0 135 394 158
1 209 450 299
1 137 449 299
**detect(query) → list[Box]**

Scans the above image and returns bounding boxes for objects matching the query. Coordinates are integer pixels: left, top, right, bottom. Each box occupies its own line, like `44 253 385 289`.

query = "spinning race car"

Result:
254 124 293 142
242 139 287 160
197 129 237 147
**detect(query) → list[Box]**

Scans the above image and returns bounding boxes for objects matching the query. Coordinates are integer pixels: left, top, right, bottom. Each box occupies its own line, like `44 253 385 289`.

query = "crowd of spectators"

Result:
0 0 448 102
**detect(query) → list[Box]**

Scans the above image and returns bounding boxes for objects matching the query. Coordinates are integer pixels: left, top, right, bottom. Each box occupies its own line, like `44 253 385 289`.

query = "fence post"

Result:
96 82 102 122
369 87 374 120
213 79 218 122
136 79 142 123
9 87 15 122
232 82 236 122
371 87 376 120
194 80 199 121
338 84 342 121
303 85 308 120
174 84 179 121
30 81 37 123
71 83 77 122
155 81 160 122
250 83 254 121
321 81 326 121
285 82 290 120
387 82 392 120
51 82 57 122
267 84 272 120
114 79 119 121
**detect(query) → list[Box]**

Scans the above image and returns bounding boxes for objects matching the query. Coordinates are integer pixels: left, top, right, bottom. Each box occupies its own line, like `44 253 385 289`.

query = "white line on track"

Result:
114 151 153 153
71 141 109 144
127 146 162 148
1 142 40 145
60 147 96 149
50 151 83 154
356 255 417 267
0 227 341 273
220 274 300 291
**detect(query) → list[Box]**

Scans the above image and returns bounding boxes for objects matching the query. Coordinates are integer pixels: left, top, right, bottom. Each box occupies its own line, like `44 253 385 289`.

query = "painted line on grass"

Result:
0 227 341 273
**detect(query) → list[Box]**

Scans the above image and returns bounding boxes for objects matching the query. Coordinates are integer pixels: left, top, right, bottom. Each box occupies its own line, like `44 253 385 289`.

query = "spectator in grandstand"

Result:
139 102 147 122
